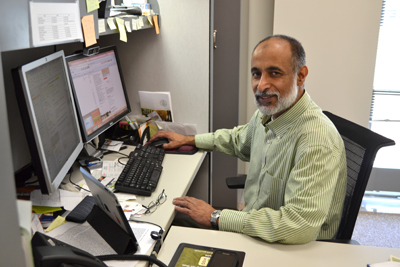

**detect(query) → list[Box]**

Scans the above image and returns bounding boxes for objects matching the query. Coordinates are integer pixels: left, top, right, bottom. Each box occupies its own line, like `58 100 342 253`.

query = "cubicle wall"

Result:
0 0 211 259
1 0 211 200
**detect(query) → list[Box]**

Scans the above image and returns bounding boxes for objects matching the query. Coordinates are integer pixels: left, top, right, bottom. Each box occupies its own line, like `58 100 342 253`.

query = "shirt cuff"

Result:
194 133 215 150
219 209 247 233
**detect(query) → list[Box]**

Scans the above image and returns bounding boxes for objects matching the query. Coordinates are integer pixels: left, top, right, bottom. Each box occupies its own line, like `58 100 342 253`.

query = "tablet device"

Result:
168 243 245 267
80 167 138 246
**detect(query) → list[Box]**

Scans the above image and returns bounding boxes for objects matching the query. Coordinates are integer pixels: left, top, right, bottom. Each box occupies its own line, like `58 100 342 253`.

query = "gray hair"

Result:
253 35 306 74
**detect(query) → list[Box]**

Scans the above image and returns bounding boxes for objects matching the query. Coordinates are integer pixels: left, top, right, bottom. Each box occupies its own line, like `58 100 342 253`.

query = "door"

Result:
211 0 241 209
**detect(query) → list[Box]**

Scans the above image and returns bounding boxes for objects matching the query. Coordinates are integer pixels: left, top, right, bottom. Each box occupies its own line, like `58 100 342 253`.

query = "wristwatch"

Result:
210 210 222 230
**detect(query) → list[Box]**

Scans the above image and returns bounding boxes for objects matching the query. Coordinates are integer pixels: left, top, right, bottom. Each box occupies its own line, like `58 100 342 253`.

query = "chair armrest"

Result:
317 239 360 245
226 175 247 189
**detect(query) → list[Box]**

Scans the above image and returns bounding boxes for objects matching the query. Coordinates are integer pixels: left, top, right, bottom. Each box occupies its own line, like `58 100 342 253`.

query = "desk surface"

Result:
70 146 206 233
158 226 400 267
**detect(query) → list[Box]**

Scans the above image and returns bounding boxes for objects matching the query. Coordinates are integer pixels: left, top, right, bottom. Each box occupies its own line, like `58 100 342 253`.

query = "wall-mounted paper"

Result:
139 91 174 122
29 1 83 47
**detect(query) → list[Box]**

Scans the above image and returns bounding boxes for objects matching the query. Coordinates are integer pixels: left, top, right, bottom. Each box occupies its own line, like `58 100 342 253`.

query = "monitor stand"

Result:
79 143 104 160
78 133 107 160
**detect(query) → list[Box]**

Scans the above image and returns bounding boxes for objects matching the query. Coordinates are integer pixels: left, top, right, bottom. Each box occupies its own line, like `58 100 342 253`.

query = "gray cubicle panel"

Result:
0 46 26 266
1 0 211 203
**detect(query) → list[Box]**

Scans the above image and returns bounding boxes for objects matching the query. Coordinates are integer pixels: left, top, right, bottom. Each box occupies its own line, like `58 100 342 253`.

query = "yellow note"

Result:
81 14 97 47
32 206 62 214
153 15 160 34
116 17 127 42
147 15 153 26
45 215 67 232
98 19 106 33
125 20 132 32
86 0 99 13
107 17 117 30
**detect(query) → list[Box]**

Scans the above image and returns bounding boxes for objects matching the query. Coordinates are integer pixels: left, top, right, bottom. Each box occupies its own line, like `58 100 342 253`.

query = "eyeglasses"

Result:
144 189 167 214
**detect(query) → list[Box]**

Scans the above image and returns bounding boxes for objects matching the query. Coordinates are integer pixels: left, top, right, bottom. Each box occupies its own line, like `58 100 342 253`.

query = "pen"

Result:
149 239 162 267
125 116 138 130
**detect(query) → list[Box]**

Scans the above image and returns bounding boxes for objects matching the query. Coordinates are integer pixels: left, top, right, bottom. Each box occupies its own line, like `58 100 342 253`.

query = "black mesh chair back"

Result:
323 111 395 241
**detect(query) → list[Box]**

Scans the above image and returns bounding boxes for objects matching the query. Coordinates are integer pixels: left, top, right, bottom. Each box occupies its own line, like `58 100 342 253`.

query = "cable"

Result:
118 156 129 165
128 218 164 232
69 172 90 193
97 254 167 267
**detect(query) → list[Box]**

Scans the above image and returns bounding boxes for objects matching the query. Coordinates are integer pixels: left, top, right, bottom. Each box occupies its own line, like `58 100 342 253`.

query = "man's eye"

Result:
252 72 261 78
271 71 280 76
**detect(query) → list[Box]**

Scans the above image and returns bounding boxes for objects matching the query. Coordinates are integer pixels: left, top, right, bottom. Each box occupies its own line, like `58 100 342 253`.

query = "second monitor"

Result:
65 46 131 157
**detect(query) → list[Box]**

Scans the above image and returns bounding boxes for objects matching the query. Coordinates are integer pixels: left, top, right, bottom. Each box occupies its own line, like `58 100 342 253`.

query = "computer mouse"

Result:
148 137 169 147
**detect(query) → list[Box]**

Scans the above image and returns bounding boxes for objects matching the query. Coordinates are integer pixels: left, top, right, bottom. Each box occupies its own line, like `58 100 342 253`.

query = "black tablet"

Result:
168 243 245 267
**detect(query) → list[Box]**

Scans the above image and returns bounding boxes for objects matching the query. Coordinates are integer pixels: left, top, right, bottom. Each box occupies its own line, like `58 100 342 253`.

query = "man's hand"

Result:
149 131 195 150
173 196 216 228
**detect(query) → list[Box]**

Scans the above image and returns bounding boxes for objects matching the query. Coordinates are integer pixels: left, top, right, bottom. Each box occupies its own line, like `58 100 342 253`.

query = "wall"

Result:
273 0 382 128
237 0 275 178
0 46 26 266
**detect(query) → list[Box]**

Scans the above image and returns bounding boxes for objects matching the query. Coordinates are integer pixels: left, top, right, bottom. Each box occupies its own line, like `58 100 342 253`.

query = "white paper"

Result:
101 140 124 152
29 1 83 47
101 161 125 180
46 221 117 256
45 220 158 264
138 91 174 122
30 189 85 209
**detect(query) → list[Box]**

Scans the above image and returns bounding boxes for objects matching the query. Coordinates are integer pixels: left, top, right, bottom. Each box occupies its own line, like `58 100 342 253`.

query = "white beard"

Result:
254 76 299 116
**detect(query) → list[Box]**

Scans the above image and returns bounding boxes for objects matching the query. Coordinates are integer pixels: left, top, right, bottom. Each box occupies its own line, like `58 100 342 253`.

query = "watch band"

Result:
210 210 222 230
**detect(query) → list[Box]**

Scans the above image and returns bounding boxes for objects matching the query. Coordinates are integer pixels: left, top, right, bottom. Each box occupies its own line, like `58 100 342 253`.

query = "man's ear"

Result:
297 65 308 87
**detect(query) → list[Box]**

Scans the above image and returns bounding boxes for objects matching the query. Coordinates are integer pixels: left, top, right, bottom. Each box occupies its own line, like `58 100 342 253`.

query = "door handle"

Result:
213 30 217 49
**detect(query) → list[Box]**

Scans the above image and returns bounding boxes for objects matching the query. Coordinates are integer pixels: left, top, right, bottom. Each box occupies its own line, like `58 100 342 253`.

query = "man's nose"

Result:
257 74 270 92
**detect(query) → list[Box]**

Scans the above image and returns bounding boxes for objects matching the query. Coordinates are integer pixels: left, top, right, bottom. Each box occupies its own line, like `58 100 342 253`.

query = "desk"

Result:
67 145 206 261
158 226 400 267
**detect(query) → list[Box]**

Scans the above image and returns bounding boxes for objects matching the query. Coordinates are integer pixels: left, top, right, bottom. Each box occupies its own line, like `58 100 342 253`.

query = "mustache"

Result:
254 90 280 98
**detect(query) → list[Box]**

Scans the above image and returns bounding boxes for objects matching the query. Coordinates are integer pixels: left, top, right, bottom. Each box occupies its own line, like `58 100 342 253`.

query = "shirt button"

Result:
267 140 270 144
256 189 260 193
277 136 281 139
262 164 265 168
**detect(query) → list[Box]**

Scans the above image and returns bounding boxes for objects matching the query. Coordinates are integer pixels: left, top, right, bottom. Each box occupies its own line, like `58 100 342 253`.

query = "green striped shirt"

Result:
195 92 347 244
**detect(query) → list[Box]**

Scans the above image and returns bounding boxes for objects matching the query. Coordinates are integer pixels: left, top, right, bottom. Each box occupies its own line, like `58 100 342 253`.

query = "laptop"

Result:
80 167 139 253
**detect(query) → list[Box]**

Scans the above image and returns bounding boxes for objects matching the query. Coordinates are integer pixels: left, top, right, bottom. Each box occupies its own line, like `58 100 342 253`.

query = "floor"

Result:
352 191 400 248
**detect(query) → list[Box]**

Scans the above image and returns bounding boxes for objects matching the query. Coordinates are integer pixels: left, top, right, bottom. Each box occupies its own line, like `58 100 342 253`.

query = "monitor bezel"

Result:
12 50 84 195
65 46 132 144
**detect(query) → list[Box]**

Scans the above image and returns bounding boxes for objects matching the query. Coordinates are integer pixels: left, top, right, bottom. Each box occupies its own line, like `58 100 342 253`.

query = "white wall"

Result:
273 0 382 127
238 0 275 175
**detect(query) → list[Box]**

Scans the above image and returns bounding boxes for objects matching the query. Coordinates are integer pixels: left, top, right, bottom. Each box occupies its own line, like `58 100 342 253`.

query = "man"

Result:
150 35 347 244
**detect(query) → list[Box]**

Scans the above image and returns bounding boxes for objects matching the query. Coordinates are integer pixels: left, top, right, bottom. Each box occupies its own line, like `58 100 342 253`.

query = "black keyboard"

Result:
115 144 165 196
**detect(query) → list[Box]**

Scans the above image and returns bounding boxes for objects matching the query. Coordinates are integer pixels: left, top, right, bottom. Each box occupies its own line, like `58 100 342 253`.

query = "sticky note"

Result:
86 0 99 13
125 20 132 32
116 17 127 42
153 15 160 34
81 14 97 47
107 17 117 30
98 19 106 33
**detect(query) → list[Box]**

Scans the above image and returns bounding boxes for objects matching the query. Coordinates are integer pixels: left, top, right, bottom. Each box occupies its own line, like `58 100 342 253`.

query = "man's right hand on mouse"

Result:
149 131 196 150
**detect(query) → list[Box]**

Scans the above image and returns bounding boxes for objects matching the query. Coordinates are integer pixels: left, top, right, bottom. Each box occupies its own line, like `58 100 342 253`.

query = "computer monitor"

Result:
65 46 131 156
12 50 84 195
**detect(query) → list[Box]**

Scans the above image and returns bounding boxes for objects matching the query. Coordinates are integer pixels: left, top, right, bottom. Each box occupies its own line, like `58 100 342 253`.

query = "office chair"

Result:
226 111 395 244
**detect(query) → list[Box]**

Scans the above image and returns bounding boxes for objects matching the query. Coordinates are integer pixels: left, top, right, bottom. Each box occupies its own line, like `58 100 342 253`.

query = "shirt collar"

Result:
261 91 312 137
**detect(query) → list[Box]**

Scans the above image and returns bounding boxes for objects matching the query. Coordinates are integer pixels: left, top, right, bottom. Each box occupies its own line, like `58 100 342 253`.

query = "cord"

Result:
97 254 167 267
128 218 164 232
69 172 90 193
118 156 129 165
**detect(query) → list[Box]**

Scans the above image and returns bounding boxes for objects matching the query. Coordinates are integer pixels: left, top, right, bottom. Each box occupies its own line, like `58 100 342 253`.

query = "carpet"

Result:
352 211 400 248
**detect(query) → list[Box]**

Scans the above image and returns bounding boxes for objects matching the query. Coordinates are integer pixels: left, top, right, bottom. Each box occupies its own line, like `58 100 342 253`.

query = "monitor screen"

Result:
65 46 131 143
12 50 83 195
